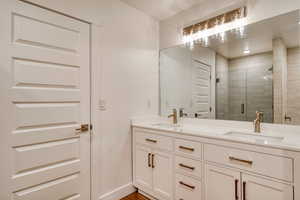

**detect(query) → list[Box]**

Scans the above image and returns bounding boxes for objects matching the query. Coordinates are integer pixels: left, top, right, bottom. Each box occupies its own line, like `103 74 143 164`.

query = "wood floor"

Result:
120 192 150 200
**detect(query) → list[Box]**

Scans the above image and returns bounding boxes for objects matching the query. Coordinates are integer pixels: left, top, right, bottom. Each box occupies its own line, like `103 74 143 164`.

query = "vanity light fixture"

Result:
182 7 247 48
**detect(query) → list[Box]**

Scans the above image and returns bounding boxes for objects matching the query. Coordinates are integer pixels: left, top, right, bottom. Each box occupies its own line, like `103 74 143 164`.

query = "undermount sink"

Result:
151 123 181 129
224 132 285 143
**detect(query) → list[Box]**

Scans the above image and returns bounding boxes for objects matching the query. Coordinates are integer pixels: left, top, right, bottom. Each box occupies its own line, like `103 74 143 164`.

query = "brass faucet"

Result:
168 109 178 124
254 111 264 133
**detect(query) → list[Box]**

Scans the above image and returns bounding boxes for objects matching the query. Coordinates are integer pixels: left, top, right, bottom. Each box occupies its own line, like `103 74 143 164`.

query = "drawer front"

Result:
175 156 202 179
175 174 202 200
135 131 173 151
175 139 202 159
204 144 293 182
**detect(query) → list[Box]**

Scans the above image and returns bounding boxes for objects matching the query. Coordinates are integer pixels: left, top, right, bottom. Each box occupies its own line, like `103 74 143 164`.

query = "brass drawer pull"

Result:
179 146 194 152
145 138 157 143
148 153 151 167
235 179 239 200
179 163 195 170
179 181 195 189
151 154 155 168
243 181 246 200
229 156 253 165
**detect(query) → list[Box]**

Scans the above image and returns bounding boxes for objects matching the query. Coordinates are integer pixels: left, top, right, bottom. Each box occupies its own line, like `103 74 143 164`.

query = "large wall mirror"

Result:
160 10 300 125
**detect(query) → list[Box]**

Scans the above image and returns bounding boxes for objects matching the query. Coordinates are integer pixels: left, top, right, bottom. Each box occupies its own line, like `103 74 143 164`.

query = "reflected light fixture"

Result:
182 7 247 49
244 49 250 54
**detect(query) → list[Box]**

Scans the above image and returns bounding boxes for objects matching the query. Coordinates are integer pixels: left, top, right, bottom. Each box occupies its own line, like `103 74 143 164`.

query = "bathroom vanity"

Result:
132 119 300 200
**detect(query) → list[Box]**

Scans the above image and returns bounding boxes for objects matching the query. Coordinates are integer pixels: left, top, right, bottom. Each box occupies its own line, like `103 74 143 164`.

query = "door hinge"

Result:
90 124 93 131
210 107 212 112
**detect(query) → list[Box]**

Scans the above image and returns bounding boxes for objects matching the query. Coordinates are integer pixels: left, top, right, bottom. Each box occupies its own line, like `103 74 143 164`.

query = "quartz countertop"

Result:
131 116 300 152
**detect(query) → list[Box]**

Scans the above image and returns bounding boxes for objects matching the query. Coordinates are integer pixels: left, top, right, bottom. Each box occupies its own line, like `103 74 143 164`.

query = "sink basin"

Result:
151 123 181 129
224 132 284 143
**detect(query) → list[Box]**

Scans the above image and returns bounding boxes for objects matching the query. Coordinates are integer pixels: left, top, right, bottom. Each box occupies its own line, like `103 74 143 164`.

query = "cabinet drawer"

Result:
175 156 202 179
135 131 173 151
204 144 293 182
175 139 202 159
175 174 202 200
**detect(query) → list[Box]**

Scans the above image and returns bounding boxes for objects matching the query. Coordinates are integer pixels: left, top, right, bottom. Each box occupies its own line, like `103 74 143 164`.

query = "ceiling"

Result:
121 0 206 20
204 11 300 59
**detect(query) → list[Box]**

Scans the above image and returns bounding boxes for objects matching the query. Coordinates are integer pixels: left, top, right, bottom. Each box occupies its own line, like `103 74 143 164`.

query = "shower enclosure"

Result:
222 54 274 123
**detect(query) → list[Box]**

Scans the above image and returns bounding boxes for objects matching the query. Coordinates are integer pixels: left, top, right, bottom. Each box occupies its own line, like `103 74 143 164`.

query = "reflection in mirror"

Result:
159 10 300 125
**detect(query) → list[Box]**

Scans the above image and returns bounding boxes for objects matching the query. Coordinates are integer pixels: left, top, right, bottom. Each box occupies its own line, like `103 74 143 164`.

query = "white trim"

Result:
138 190 158 200
98 183 137 200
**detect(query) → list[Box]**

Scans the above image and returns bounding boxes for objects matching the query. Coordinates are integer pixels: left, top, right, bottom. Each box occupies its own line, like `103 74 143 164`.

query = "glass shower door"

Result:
246 66 273 123
228 70 247 121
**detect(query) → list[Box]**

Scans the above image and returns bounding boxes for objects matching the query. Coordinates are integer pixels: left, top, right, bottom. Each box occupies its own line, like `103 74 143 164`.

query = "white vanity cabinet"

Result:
205 164 293 200
132 127 297 200
241 174 293 200
133 131 173 200
205 164 240 200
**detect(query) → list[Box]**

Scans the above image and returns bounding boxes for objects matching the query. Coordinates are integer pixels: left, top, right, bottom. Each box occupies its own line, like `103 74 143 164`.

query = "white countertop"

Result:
131 116 300 152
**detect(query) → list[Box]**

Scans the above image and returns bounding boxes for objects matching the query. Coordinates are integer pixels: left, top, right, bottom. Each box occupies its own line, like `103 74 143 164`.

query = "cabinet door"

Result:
242 174 293 200
152 150 173 200
205 164 241 200
134 145 153 192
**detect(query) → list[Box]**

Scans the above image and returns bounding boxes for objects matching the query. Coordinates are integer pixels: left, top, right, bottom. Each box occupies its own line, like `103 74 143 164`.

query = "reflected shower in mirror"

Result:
159 10 300 125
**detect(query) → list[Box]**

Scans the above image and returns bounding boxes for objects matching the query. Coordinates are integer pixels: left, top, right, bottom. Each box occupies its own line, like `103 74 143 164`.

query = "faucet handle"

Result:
179 108 188 118
168 108 177 118
255 111 264 120
168 108 178 124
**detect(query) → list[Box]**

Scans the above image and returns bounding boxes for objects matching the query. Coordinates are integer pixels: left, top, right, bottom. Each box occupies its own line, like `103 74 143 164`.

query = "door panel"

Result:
13 174 80 200
192 60 211 119
242 174 293 200
135 145 153 191
152 150 173 200
13 14 80 53
205 164 240 200
0 1 90 199
14 59 80 88
14 103 80 127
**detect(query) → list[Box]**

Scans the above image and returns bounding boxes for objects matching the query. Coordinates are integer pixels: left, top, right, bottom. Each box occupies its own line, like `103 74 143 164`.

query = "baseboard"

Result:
98 183 137 200
138 190 158 200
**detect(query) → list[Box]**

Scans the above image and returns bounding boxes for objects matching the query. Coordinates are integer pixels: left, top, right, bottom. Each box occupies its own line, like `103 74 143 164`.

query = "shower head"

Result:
268 66 273 72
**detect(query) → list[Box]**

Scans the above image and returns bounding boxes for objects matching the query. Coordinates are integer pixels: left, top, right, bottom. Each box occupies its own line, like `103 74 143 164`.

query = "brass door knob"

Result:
76 124 89 134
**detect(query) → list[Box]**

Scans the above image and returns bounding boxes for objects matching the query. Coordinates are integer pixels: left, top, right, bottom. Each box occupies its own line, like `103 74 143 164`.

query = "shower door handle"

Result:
241 104 245 114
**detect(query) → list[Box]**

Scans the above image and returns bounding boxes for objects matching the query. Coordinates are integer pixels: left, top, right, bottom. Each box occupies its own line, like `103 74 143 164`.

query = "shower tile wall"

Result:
273 38 288 123
228 52 273 122
216 54 229 120
287 47 300 125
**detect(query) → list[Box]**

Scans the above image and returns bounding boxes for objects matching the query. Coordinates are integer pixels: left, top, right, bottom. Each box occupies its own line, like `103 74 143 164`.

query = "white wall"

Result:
160 47 192 116
25 0 159 199
160 45 216 118
159 0 300 49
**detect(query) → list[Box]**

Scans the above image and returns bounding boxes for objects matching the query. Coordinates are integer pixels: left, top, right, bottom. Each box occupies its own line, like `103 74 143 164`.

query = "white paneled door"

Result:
192 60 211 119
0 1 91 199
